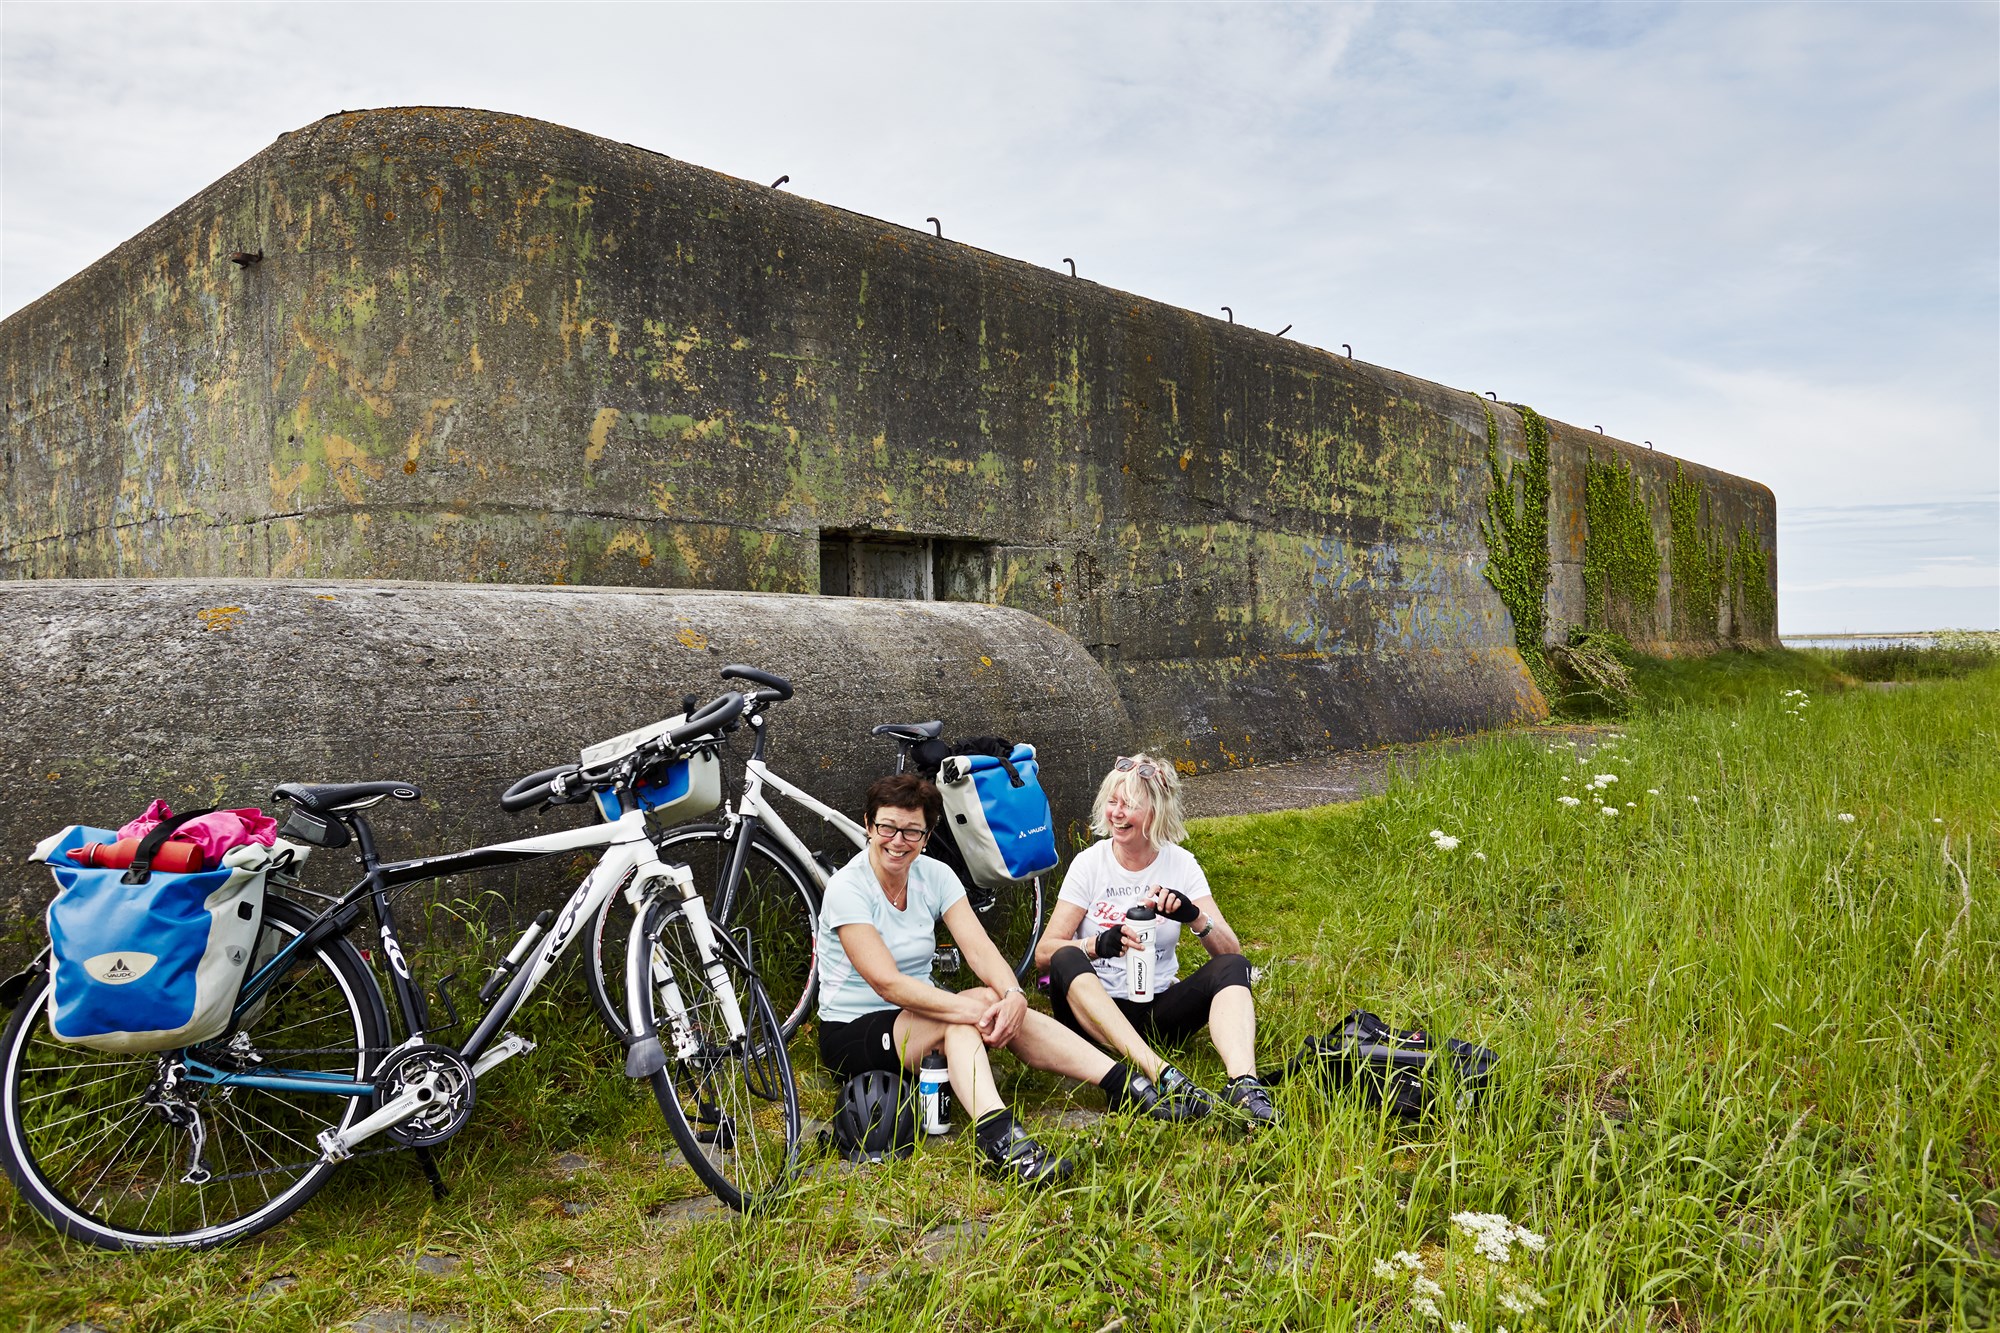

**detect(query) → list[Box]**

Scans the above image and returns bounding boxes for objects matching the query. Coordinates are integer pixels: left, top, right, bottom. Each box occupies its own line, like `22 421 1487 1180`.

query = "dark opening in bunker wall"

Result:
818 532 997 603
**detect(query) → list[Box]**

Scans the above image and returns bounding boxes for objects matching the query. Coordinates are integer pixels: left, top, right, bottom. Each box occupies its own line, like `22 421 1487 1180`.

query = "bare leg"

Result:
1002 1010 1116 1085
893 1011 1003 1119
1060 973 1165 1080
1208 986 1257 1079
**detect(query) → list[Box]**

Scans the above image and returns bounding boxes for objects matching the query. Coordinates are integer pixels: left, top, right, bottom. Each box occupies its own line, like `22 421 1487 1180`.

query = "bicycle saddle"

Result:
272 781 422 814
871 721 944 742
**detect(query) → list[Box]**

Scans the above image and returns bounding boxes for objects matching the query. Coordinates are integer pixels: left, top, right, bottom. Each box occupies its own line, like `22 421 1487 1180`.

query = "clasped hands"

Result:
974 987 1028 1046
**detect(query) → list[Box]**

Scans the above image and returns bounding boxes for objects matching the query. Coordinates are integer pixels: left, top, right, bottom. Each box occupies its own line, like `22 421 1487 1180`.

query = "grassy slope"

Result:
2 664 1995 1331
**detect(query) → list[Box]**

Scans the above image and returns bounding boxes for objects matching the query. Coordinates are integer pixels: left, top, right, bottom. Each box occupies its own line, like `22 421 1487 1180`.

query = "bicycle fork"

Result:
621 862 748 1080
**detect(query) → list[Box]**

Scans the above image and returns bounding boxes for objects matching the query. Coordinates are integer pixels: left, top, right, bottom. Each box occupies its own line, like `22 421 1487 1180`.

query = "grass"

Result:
2 657 1996 1330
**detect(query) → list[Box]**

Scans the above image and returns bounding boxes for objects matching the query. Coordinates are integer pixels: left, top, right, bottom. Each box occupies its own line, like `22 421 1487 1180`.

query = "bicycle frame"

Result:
181 805 742 1162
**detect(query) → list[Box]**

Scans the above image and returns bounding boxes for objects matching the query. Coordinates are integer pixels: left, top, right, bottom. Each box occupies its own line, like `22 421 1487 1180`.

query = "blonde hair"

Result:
1089 753 1186 848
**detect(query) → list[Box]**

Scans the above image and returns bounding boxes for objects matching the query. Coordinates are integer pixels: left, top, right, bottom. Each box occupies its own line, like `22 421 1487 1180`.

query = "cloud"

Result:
1782 558 1999 594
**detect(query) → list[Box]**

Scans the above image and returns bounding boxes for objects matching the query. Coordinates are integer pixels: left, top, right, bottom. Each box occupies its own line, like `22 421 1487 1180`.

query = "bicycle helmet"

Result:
830 1070 917 1163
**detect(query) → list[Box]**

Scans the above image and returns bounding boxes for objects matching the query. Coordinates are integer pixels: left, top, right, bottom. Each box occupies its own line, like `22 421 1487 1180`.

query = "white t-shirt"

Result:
815 850 966 1024
1056 840 1212 1001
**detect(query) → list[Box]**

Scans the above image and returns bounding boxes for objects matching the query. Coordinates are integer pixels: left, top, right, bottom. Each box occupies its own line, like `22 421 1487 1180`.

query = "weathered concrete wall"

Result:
0 579 1132 962
0 106 1778 770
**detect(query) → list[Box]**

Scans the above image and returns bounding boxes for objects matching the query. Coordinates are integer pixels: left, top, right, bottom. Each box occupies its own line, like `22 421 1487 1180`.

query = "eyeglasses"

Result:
870 822 932 845
1114 756 1163 781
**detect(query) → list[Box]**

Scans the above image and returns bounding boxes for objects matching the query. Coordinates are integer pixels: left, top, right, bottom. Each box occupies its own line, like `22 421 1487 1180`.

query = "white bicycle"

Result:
0 690 798 1250
588 666 1047 1044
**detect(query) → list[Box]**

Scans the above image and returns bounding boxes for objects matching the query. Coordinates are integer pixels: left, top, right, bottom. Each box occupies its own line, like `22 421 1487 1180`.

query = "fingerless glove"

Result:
1160 892 1201 924
1093 926 1126 960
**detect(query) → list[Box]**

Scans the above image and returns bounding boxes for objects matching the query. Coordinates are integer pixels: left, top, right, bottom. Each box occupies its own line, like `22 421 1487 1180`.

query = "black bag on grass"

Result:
1268 1009 1496 1118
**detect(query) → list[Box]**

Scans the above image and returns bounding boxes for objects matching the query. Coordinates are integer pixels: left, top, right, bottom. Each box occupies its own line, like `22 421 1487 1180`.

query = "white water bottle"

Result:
1124 904 1158 1002
918 1052 950 1135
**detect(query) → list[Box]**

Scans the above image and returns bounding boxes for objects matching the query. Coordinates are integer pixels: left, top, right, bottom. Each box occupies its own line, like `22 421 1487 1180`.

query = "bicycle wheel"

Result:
636 898 799 1211
0 897 387 1250
957 875 1046 986
590 823 819 1041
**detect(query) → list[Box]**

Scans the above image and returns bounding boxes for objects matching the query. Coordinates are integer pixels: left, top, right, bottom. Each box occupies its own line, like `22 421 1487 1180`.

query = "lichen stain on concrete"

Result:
196 606 246 632
0 106 1776 768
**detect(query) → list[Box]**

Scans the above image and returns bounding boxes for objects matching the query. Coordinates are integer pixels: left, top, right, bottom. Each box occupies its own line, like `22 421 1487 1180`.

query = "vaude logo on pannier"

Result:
1015 825 1049 840
83 952 158 985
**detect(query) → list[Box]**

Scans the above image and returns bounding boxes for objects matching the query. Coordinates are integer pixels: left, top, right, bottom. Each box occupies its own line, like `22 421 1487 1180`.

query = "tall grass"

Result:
1 665 1994 1330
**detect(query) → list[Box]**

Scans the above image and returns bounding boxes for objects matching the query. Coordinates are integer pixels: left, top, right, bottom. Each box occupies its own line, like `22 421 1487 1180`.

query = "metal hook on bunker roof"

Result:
926 217 942 238
1221 306 1233 323
1342 344 1352 358
1595 425 1605 433
1487 392 1498 401
1645 441 1655 449
1063 258 1077 277
770 175 790 189
1275 324 1292 338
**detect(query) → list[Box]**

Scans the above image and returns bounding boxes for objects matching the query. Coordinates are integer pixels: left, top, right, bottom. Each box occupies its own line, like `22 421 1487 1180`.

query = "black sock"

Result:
974 1107 1017 1152
1097 1063 1136 1104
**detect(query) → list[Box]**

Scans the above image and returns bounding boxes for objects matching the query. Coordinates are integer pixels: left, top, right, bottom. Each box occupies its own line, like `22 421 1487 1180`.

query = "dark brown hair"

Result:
865 773 942 829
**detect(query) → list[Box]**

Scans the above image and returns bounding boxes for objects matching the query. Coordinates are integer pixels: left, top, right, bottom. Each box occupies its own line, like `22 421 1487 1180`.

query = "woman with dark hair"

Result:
1032 754 1278 1127
816 772 1181 1185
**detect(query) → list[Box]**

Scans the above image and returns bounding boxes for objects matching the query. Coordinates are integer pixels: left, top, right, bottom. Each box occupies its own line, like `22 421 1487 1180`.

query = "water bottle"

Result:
918 1052 950 1135
1124 904 1158 1002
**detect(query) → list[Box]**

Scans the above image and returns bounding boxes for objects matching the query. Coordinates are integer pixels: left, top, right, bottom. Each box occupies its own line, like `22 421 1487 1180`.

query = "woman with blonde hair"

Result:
1031 754 1277 1126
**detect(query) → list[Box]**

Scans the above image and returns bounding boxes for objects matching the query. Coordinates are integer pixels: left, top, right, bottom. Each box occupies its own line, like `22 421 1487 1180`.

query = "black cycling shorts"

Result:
1046 947 1253 1047
817 1007 907 1079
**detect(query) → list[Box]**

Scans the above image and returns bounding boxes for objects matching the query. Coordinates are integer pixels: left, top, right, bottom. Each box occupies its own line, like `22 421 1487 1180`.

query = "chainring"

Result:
375 1043 477 1148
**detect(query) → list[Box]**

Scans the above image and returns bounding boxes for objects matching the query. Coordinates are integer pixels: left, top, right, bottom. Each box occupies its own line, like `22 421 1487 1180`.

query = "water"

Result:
1782 634 1940 650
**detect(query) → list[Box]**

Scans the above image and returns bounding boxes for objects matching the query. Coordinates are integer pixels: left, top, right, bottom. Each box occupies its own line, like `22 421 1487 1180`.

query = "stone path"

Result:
1180 724 1610 820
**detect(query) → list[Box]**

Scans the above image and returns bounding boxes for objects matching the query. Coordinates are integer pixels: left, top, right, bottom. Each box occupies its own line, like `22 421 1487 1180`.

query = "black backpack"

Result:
1268 1009 1497 1118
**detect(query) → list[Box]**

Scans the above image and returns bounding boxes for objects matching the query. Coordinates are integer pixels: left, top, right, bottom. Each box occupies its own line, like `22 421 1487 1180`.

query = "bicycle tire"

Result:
589 824 819 1041
955 874 1045 988
636 898 800 1212
0 897 388 1250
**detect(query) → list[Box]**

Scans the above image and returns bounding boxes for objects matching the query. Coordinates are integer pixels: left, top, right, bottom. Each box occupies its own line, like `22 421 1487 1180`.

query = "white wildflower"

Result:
1451 1211 1546 1265
1412 1276 1446 1299
1560 774 1571 782
1472 851 1487 861
1837 812 1856 823
1600 806 1620 817
1371 1257 1399 1279
1688 795 1700 804
1429 829 1444 839
1450 1324 1471 1333
1625 801 1637 808
1432 834 1461 852
1646 788 1660 795
1934 817 1944 824
1592 773 1618 787
1499 1291 1530 1316
1410 1295 1442 1322
1558 796 1581 808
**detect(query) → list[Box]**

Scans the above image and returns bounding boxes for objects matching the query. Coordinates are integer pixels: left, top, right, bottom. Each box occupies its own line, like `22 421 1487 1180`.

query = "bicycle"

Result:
0 691 798 1250
588 665 1046 1045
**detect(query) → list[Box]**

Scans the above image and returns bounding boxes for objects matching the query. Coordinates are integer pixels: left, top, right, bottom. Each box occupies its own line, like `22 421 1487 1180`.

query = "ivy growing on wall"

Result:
1582 448 1661 632
1668 463 1775 642
1731 525 1776 639
1479 405 1552 686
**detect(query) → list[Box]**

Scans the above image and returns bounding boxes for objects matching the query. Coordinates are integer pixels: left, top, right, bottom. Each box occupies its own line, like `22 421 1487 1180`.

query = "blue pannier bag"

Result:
32 815 275 1054
935 743 1060 890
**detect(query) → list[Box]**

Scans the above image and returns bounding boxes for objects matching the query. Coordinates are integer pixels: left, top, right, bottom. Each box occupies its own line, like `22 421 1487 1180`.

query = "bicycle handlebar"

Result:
720 664 793 703
664 690 746 746
501 764 579 814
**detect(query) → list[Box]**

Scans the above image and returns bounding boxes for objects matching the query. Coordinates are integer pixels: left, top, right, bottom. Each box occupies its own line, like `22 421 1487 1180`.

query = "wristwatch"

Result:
1192 916 1215 939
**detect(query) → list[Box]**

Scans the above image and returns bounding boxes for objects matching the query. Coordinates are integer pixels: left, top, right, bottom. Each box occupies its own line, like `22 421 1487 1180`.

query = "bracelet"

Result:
1192 917 1215 939
1002 985 1024 998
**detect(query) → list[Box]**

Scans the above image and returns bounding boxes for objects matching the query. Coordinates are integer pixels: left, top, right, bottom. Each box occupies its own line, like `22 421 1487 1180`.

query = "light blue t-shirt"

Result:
815 851 966 1025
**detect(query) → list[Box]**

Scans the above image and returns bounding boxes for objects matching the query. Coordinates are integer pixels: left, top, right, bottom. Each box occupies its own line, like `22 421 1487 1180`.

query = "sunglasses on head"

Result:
1114 756 1163 781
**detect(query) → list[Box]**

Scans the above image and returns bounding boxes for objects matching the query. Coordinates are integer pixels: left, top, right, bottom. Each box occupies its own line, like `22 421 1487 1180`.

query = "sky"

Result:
2 2 1994 633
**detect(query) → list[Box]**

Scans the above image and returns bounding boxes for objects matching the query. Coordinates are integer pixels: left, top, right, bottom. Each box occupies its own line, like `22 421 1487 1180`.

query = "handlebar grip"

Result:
664 691 746 747
501 764 577 814
720 664 793 701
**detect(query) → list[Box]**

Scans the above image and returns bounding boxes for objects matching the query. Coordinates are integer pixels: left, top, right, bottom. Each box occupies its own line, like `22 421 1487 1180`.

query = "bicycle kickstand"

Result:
412 1145 449 1201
